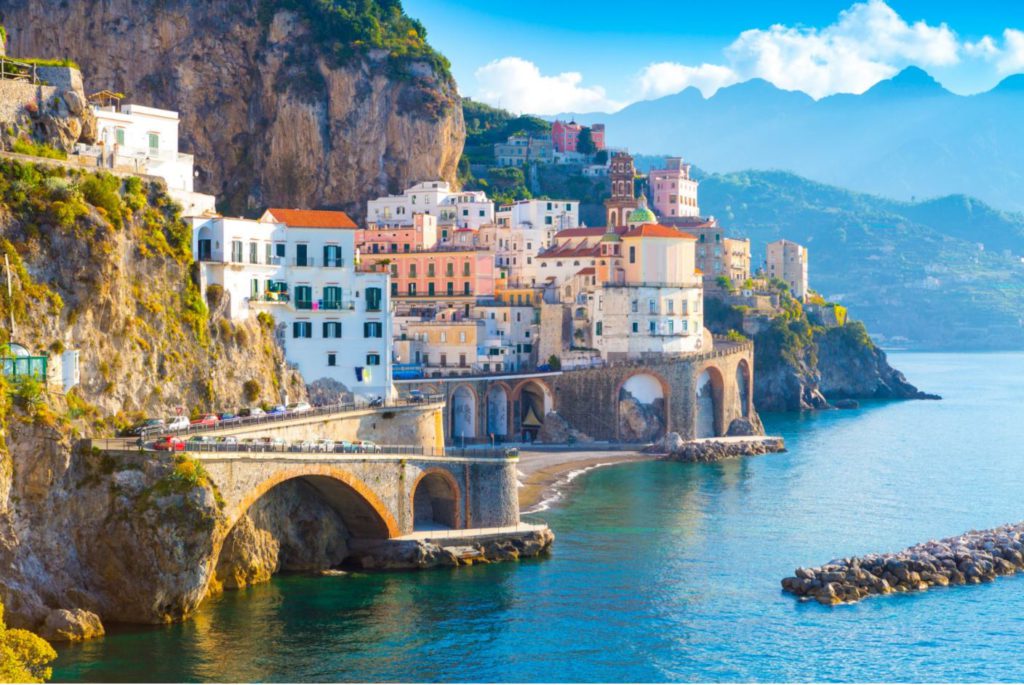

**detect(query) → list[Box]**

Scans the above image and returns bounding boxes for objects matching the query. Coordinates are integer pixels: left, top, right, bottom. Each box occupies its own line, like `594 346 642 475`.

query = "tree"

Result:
0 599 56 683
715 275 735 292
577 126 596 155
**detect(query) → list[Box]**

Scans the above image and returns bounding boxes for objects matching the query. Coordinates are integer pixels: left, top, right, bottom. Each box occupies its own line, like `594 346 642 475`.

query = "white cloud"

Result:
968 29 1024 74
472 57 625 115
637 62 739 99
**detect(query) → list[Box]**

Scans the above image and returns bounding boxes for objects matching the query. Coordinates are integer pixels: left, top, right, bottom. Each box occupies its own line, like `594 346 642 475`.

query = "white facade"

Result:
85 103 216 216
496 199 579 232
366 181 493 230
192 212 393 400
590 284 706 361
472 303 538 371
478 223 550 287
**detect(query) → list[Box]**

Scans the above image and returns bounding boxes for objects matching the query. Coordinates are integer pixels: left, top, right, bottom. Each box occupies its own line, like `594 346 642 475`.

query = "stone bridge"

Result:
399 340 755 443
197 451 520 545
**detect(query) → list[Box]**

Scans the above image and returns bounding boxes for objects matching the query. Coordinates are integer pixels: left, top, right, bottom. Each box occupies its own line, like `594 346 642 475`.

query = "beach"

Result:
516 448 656 512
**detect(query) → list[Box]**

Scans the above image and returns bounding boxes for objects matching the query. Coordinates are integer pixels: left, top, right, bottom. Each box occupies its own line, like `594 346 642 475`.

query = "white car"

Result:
287 402 312 414
313 438 335 453
166 416 190 432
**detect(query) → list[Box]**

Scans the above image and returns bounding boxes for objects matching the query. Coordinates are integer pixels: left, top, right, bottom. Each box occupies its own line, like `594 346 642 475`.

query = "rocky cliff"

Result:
0 0 465 216
0 158 314 635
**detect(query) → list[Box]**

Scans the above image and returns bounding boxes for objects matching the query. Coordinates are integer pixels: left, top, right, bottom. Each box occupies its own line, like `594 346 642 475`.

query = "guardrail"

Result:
136 395 445 440
89 438 517 461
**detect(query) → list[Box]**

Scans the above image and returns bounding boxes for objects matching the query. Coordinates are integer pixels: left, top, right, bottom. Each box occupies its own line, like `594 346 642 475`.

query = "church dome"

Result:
627 205 657 225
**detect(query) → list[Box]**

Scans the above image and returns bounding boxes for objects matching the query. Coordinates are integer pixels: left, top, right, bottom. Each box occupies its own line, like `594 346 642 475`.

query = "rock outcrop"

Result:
0 65 97 154
536 411 591 444
782 522 1024 605
350 528 554 570
617 394 664 443
39 608 105 643
817 324 940 401
663 436 786 464
0 1 465 216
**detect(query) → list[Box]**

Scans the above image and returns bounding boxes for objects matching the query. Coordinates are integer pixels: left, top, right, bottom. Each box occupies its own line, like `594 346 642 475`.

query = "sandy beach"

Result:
517 448 657 512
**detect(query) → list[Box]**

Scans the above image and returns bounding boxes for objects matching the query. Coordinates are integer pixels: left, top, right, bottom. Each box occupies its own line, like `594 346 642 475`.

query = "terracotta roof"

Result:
263 208 358 229
576 267 596 276
555 226 606 238
623 223 697 240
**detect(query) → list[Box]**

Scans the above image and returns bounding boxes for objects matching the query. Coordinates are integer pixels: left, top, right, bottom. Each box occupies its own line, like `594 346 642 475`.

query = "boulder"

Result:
62 89 85 115
39 608 105 642
661 432 684 453
725 417 761 437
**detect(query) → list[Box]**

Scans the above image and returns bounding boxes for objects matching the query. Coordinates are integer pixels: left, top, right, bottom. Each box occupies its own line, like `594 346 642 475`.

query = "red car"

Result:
153 435 186 452
191 414 220 427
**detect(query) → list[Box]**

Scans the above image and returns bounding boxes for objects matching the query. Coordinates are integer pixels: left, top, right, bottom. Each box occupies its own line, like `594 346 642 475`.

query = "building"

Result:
356 213 438 254
360 248 497 305
494 135 553 167
80 100 216 216
604 152 639 227
191 208 393 400
766 239 809 300
668 219 752 284
649 157 700 219
365 181 494 231
551 120 606 153
496 199 579 233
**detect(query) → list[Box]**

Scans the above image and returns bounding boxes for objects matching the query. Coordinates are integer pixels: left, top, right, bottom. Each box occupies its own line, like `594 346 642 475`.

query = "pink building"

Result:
591 123 606 151
361 248 496 301
552 120 605 153
355 213 438 255
649 157 700 219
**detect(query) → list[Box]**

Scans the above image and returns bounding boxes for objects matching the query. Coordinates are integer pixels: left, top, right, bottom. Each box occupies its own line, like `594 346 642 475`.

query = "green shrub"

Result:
11 138 67 160
0 598 56 684
81 173 123 228
243 379 261 403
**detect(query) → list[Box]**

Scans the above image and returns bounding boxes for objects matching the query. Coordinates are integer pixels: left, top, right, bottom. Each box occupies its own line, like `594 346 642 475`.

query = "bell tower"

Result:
605 152 638 227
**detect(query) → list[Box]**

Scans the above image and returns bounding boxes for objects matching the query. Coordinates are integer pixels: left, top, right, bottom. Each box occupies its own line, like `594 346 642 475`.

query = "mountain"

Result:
0 0 465 216
699 170 1024 350
556 67 1024 213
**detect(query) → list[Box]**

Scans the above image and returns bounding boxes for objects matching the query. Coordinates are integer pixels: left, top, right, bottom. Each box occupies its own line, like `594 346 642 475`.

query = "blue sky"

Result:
405 0 1024 113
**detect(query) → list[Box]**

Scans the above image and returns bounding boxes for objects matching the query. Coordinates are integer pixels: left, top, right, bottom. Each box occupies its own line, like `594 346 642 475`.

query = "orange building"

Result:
361 248 496 301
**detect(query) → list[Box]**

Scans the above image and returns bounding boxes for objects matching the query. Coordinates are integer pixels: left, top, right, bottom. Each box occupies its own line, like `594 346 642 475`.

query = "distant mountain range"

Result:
557 67 1024 213
697 170 1024 350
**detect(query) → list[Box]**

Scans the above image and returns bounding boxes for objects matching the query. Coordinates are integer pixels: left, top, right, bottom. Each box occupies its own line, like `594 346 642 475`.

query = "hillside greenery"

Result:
0 598 55 683
700 170 1024 350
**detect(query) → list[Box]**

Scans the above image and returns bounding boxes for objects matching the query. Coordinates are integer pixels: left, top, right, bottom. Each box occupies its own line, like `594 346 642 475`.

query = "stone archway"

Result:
515 380 552 442
618 372 669 442
411 469 461 531
485 384 510 440
737 359 751 418
450 385 477 441
696 367 726 438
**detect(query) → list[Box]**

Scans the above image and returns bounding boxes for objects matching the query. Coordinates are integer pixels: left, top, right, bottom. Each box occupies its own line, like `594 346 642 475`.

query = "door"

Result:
296 244 308 267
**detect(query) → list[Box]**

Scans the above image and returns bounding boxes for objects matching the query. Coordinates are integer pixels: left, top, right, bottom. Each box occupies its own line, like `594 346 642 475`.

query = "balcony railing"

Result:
292 258 315 267
323 257 345 268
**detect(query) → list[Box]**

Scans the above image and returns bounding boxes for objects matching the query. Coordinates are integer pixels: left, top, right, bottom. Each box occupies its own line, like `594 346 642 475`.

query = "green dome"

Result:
627 205 657 224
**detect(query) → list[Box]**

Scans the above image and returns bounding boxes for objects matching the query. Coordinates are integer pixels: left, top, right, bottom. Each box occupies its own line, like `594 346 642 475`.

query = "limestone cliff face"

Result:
0 1 465 216
816 325 938 401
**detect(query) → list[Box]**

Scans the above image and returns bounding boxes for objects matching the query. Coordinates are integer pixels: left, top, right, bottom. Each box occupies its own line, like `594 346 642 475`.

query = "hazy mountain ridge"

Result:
557 67 1024 212
699 170 1024 350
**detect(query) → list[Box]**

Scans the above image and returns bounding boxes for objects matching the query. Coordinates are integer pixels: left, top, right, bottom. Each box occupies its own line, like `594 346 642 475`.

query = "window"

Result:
295 285 313 309
365 287 382 312
463 282 471 295
147 132 159 151
649 321 656 334
546 202 553 210
276 243 286 258
668 320 675 334
459 354 467 368
631 300 638 313
447 282 454 296
427 263 436 277
629 246 636 264
649 299 656 314
115 127 125 146
632 322 639 333
409 263 417 277
363 321 383 338
322 321 343 338
292 321 312 338
366 353 381 366
391 282 398 297
231 240 243 262
440 354 447 367
390 263 398 277
428 282 435 296
523 344 533 353
545 216 553 225
323 244 343 267
596 321 603 336
446 263 455 277
327 353 336 367
440 332 447 342
249 242 258 264
459 331 467 343
265 243 273 264
462 261 471 276
667 300 674 314
408 283 417 296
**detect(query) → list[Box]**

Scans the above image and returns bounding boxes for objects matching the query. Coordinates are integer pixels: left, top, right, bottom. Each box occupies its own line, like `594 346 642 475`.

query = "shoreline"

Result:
517 448 656 513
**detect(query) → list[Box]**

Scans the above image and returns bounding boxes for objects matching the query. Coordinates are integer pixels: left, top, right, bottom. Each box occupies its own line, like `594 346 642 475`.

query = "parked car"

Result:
287 402 312 414
240 407 266 418
354 440 381 453
192 414 219 427
123 418 164 437
337 440 356 453
219 412 240 423
369 396 384 408
186 435 212 447
259 437 286 450
267 405 287 416
153 435 186 452
215 436 239 447
313 438 335 453
166 416 190 432
407 390 425 403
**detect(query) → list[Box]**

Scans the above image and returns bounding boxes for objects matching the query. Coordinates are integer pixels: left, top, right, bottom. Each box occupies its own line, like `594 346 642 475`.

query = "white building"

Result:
366 181 493 232
496 199 579 233
766 239 809 301
83 102 216 217
191 208 393 401
472 302 538 371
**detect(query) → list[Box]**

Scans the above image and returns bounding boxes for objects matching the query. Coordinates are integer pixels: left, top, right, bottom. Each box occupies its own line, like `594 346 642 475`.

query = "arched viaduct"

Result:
399 340 756 443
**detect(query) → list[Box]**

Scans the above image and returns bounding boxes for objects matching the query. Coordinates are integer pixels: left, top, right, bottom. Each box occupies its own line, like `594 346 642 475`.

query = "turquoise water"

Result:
52 353 1024 682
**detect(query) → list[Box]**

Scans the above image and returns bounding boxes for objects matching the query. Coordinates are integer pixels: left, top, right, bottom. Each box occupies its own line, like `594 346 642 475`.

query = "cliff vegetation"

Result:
0 598 55 684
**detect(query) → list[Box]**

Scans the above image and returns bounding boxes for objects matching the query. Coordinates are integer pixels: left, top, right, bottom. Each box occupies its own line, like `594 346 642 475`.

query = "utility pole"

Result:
4 252 13 342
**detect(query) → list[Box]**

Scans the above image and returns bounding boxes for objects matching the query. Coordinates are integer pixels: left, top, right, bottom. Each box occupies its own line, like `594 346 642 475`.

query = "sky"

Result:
404 0 1024 114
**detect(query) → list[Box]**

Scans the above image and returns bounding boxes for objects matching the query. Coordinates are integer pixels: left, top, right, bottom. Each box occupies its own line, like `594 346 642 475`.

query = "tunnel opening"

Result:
412 471 460 531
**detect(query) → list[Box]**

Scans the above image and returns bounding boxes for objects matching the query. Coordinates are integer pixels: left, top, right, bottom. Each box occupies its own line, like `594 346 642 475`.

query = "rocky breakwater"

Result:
350 527 554 570
782 523 1024 605
663 436 786 464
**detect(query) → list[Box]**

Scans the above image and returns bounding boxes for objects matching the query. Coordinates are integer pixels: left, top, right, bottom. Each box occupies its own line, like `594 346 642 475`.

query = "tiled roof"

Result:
263 208 358 229
576 267 596 276
623 223 697 240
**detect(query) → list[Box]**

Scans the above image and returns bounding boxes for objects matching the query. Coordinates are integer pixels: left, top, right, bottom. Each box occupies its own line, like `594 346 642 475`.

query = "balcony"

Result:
319 300 356 311
291 258 315 268
323 257 345 268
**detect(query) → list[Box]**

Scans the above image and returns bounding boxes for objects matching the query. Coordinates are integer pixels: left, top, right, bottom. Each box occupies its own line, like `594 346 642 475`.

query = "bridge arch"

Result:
696 366 726 438
513 379 553 442
737 359 751 418
223 465 400 541
450 384 478 441
616 370 671 442
485 382 512 440
411 468 462 531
